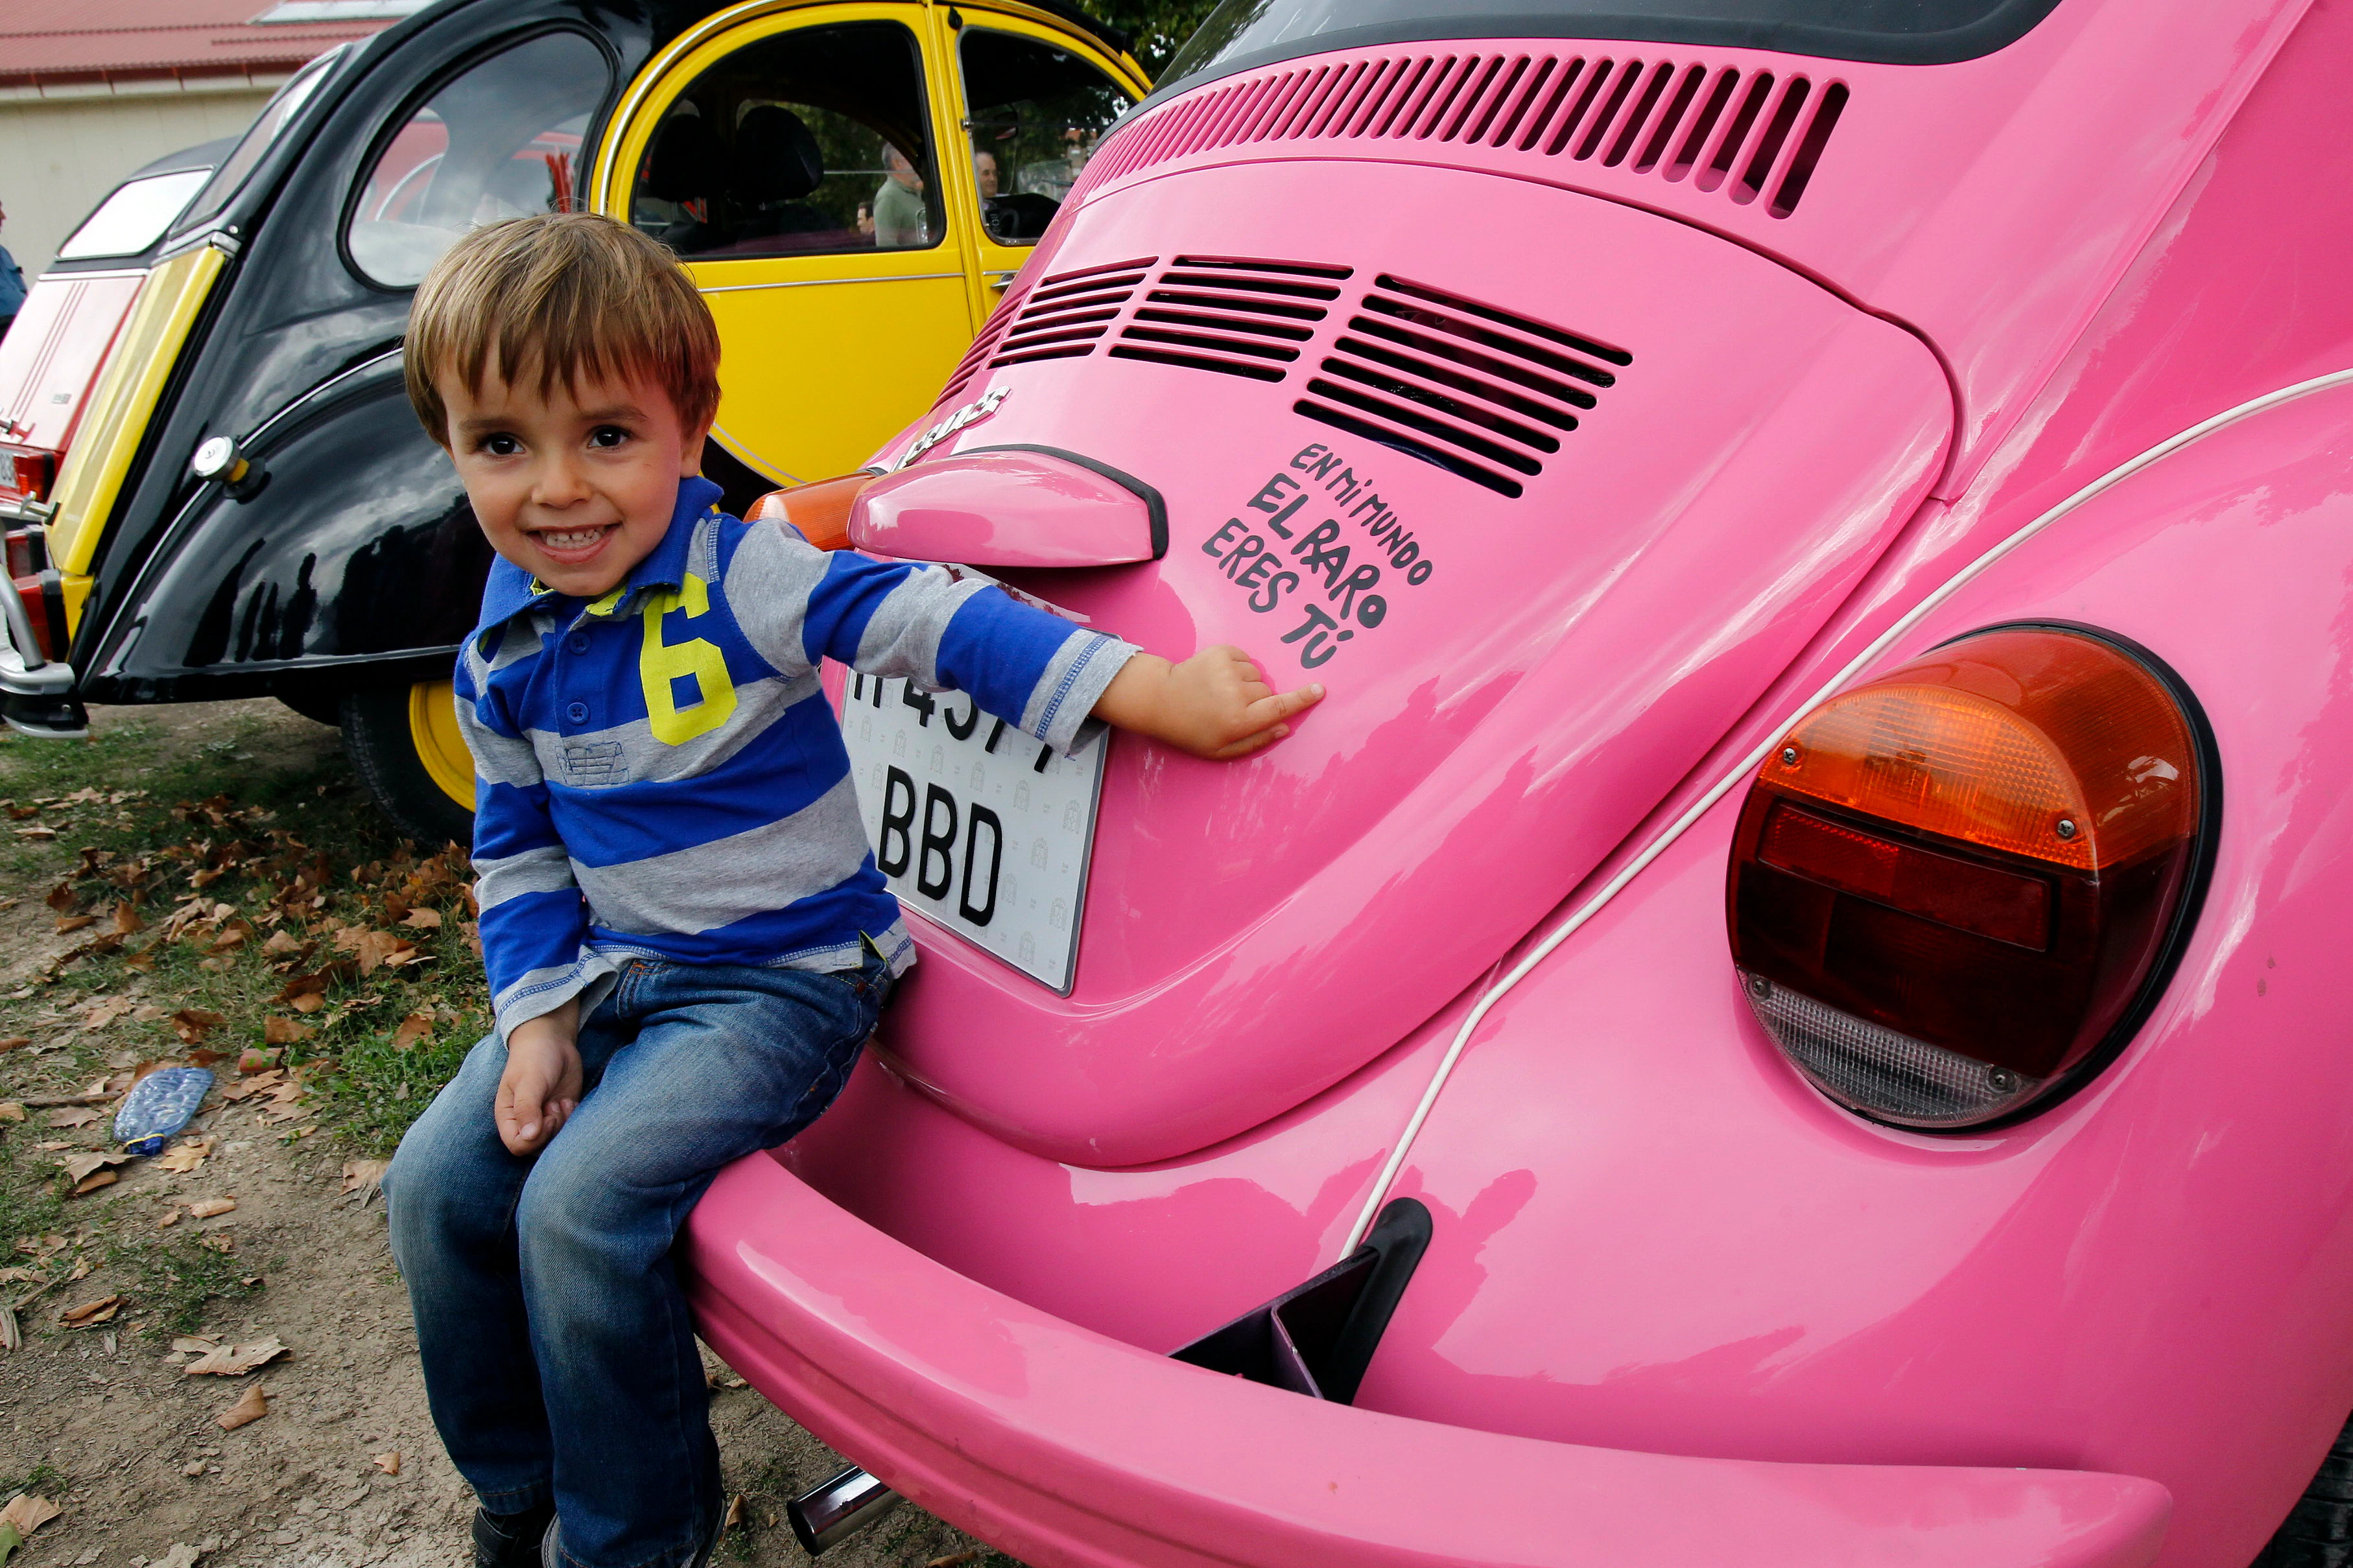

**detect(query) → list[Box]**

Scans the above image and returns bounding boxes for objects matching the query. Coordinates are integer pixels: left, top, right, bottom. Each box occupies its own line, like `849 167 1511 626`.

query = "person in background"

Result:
871 144 927 247
0 199 26 345
974 148 1000 198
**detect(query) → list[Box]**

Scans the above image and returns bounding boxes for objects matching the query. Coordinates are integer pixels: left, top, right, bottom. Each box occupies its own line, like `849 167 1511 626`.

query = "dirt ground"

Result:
0 701 1011 1568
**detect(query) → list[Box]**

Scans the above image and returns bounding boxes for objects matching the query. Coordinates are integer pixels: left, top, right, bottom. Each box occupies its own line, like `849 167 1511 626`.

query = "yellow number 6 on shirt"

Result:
640 572 737 745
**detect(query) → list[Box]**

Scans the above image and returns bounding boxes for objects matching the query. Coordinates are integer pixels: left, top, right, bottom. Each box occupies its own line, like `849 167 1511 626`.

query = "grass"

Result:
1 703 488 1345
109 1229 267 1338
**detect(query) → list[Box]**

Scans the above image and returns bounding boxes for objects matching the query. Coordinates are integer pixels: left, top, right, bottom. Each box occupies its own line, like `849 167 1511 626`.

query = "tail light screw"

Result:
1779 746 1800 766
2055 817 2079 841
1987 1067 2020 1092
1747 974 1771 1000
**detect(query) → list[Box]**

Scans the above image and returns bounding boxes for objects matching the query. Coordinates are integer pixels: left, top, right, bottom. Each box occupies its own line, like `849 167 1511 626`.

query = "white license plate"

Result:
838 672 1106 993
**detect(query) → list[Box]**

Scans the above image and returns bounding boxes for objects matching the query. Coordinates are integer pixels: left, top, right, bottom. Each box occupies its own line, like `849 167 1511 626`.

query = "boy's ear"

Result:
678 417 716 478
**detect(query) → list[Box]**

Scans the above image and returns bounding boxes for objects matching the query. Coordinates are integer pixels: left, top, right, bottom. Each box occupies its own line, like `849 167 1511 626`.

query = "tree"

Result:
1074 0 1229 77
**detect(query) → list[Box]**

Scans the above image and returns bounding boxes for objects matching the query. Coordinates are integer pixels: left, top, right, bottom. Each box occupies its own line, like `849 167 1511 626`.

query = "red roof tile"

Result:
0 0 396 89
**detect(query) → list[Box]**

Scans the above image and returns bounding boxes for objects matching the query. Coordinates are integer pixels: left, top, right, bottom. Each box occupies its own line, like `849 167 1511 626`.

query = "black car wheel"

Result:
342 681 475 848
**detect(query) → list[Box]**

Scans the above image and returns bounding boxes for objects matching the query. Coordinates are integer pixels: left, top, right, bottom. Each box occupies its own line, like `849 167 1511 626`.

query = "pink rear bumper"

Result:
684 1156 2170 1568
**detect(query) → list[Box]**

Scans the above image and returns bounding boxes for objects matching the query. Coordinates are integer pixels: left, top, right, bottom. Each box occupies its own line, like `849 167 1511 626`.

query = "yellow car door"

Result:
938 6 1149 316
591 1 978 485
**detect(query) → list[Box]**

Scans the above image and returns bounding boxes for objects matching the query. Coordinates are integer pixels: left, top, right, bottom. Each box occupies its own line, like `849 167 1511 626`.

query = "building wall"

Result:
0 78 285 281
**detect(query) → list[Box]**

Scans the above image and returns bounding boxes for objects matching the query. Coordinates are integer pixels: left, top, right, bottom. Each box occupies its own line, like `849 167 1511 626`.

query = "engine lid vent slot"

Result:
1297 274 1630 498
1083 54 1847 218
1109 255 1350 383
985 257 1155 372
936 283 1028 407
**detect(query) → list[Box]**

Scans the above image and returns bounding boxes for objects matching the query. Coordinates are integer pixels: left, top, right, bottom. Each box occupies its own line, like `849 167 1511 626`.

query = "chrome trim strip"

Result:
696 271 964 296
1340 365 2353 1258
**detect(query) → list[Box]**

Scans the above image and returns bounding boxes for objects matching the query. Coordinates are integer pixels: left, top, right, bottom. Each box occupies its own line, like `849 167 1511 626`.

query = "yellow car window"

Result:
631 21 944 260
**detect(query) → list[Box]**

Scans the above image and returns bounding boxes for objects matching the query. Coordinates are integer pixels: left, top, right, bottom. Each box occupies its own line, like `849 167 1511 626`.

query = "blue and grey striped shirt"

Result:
456 476 1136 1035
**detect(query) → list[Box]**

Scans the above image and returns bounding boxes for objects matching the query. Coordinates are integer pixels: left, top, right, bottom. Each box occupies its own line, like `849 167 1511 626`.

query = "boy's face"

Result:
439 358 709 600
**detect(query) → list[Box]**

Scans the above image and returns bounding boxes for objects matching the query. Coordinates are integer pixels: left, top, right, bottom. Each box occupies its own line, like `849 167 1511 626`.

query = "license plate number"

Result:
838 672 1105 993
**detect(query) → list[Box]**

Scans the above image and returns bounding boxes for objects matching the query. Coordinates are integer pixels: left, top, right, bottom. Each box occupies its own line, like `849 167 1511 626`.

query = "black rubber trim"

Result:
960 442 1169 559
1139 0 2066 113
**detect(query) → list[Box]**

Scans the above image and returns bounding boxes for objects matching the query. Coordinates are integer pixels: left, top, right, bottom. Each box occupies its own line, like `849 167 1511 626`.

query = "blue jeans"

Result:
384 954 888 1568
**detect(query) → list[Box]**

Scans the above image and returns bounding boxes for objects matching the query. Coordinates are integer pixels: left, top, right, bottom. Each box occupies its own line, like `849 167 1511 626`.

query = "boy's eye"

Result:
481 433 522 458
589 425 632 450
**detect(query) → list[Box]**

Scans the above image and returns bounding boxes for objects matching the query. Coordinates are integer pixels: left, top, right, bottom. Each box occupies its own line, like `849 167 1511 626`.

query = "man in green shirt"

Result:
873 146 928 248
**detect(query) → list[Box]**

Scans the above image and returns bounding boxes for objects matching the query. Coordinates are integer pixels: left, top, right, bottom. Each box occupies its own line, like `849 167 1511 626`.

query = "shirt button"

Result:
565 701 589 725
567 632 590 653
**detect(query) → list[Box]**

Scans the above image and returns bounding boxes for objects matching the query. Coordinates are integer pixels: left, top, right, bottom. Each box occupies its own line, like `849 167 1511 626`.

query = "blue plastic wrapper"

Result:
113 1066 215 1156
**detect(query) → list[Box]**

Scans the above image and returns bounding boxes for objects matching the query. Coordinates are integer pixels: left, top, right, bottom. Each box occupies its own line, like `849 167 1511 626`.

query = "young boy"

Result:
381 212 1319 1568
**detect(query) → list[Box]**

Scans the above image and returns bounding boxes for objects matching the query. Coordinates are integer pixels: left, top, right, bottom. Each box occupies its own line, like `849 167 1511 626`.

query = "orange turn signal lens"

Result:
1764 628 2197 871
745 470 880 552
1729 626 2213 1129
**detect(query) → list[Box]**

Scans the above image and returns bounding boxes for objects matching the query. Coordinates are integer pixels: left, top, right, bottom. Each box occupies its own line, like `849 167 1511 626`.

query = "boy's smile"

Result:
438 358 710 600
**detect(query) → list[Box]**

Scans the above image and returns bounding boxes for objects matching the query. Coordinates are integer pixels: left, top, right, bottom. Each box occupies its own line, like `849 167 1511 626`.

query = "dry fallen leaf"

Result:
112 900 147 935
155 1138 213 1174
340 1158 390 1199
373 1451 401 1475
171 1009 226 1044
927 1553 982 1568
54 915 97 934
262 1016 311 1046
184 1336 286 1375
0 1036 30 1053
289 992 326 1014
187 1197 237 1219
71 1170 119 1197
45 1106 99 1129
59 1294 121 1328
401 906 444 928
723 1495 748 1534
0 1102 23 1123
216 1382 269 1429
199 1231 235 1254
172 1336 219 1353
392 1011 432 1050
62 1151 131 1184
158 1206 183 1228
0 1491 62 1538
155 1544 201 1568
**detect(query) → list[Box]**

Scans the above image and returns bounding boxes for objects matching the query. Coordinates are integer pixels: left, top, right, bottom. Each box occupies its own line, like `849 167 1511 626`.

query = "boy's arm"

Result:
454 637 609 1039
730 526 1319 757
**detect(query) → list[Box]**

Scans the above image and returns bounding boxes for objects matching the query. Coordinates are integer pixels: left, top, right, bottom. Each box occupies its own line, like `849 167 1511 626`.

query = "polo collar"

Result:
472 476 726 640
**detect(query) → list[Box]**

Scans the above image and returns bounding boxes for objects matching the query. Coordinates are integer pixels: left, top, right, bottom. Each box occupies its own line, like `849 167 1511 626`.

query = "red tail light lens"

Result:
1729 627 2214 1129
2 451 54 502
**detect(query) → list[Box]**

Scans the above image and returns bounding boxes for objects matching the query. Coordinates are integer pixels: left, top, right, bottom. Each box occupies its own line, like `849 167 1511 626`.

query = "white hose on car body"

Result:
1340 366 2353 1258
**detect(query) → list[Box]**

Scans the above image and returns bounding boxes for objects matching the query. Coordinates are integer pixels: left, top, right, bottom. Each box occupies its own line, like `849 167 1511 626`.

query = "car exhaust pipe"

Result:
781 1200 1432 1554
787 1464 901 1555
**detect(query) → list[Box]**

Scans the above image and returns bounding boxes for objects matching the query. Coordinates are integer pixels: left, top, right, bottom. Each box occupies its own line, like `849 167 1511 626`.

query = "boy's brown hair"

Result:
405 212 720 445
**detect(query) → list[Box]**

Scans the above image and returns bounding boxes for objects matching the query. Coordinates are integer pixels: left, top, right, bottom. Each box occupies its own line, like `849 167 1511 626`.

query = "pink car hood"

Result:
874 164 1949 1165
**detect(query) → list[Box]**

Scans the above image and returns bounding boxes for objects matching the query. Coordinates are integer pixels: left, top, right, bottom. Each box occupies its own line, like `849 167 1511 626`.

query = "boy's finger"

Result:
1242 683 1324 729
1209 726 1283 760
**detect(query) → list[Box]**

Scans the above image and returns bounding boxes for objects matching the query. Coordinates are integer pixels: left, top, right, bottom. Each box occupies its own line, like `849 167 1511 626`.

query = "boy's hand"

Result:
496 1002 583 1156
1093 647 1323 760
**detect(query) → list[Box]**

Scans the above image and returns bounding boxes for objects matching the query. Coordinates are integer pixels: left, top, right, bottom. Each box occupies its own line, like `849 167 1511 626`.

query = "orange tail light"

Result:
1729 627 2214 1129
744 471 879 552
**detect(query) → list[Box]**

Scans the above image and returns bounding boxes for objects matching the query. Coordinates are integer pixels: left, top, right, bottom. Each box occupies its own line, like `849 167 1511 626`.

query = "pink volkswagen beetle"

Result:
685 1 2353 1564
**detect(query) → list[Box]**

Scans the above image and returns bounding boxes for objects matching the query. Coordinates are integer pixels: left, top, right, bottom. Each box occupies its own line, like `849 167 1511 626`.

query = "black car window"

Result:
174 45 346 235
1161 0 2066 88
629 21 941 260
346 30 612 289
958 27 1133 246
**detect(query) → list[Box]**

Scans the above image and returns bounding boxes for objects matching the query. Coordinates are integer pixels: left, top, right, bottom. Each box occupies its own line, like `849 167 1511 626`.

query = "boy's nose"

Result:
532 456 593 506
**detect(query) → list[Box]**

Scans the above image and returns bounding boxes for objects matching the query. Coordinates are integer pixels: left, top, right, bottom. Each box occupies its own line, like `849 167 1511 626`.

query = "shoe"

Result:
539 1509 724 1568
473 1501 554 1568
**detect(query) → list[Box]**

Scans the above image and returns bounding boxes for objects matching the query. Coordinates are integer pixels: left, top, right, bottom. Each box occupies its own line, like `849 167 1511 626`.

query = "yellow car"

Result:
0 0 1146 841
